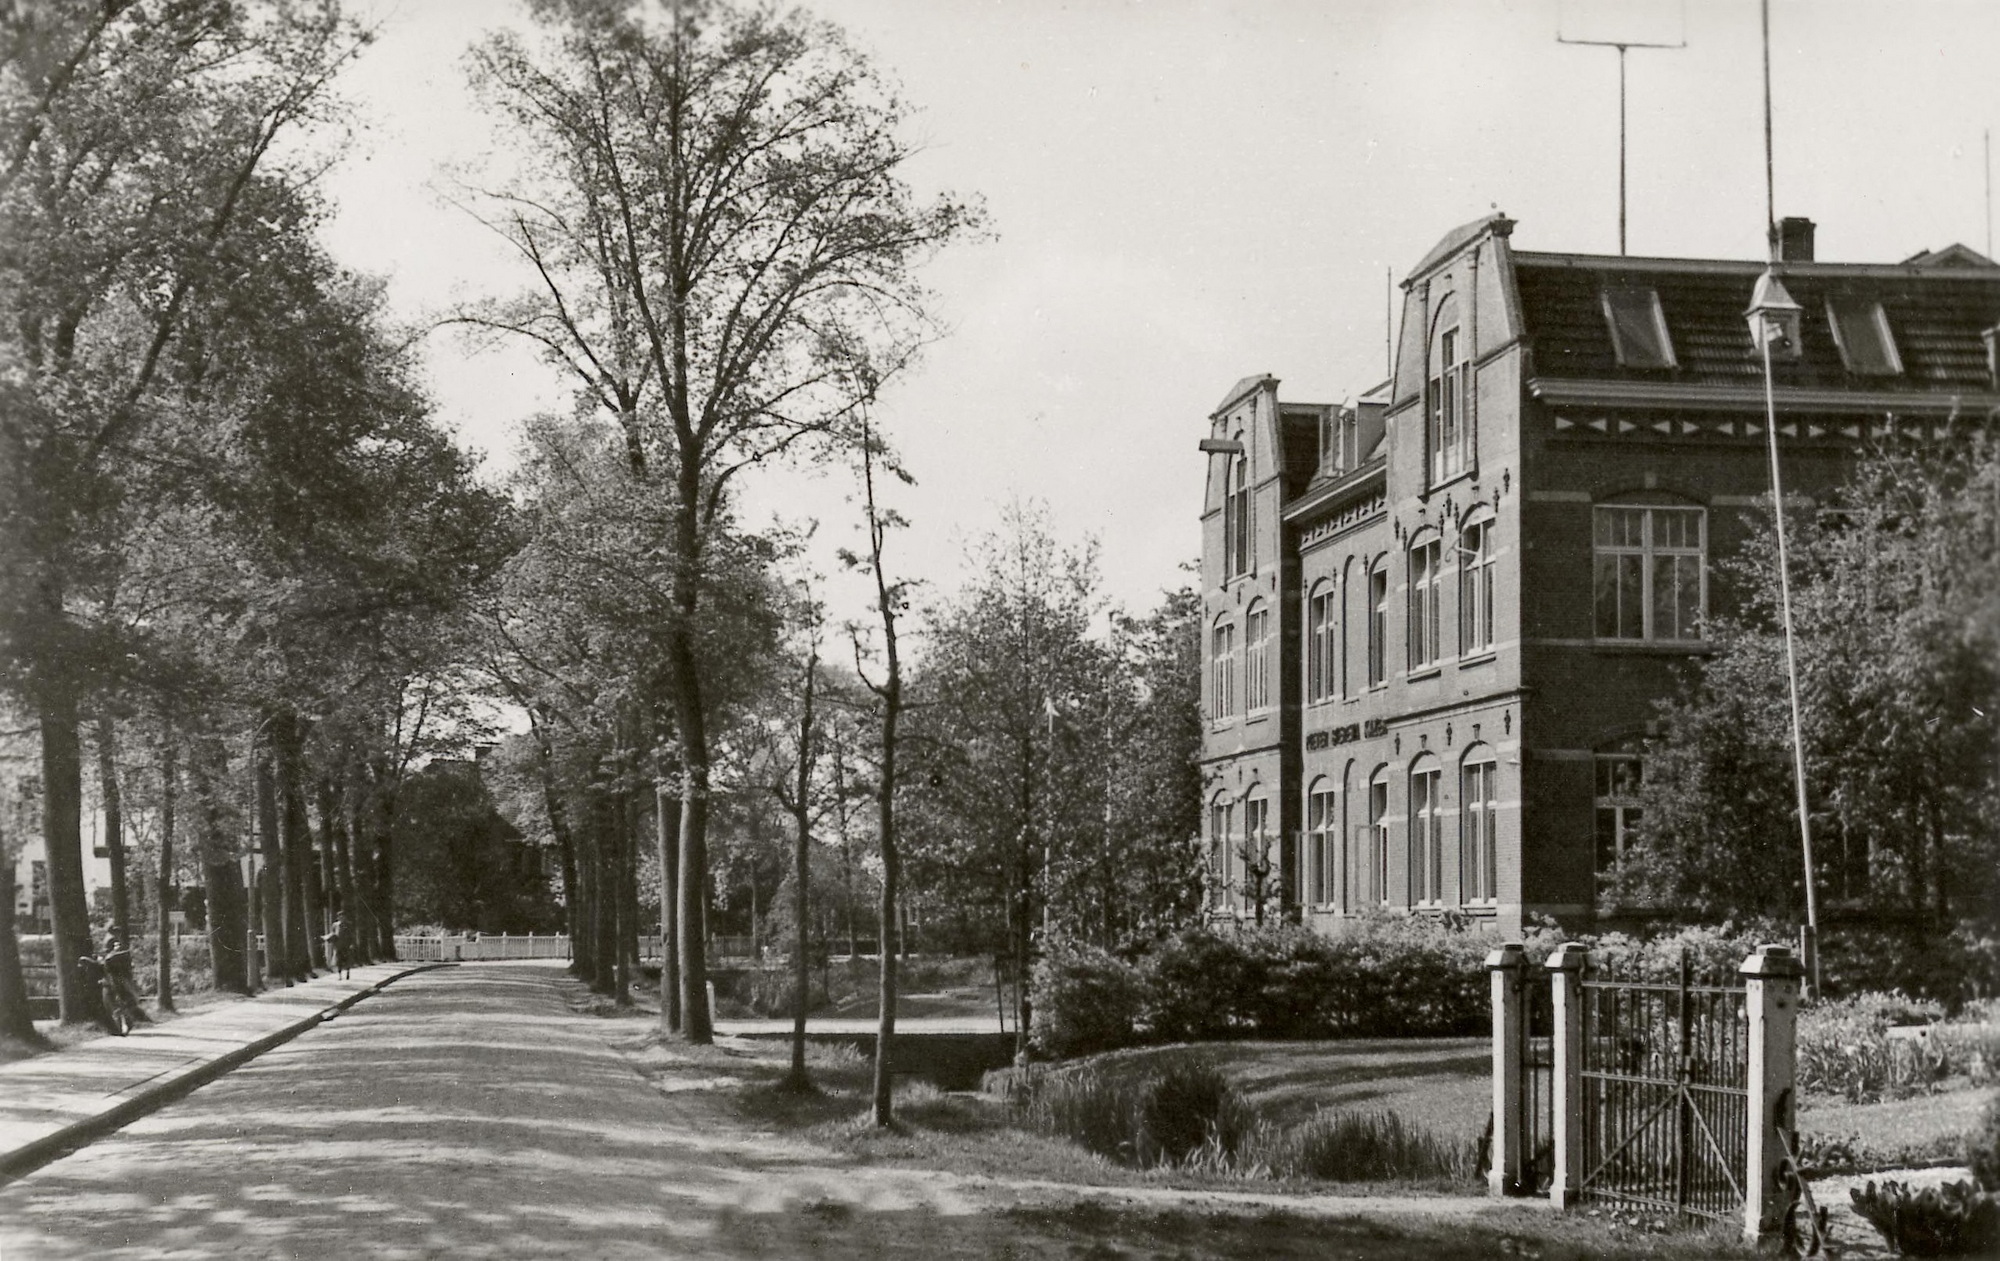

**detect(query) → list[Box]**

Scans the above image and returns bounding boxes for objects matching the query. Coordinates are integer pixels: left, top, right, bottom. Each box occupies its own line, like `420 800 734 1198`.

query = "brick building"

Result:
1199 214 2000 934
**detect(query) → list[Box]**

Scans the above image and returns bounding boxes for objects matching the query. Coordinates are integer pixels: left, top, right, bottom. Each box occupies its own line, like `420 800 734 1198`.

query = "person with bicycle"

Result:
81 935 144 1035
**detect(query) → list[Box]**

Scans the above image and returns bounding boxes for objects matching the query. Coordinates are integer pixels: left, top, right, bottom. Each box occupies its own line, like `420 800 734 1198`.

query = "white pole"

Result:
1759 333 1820 995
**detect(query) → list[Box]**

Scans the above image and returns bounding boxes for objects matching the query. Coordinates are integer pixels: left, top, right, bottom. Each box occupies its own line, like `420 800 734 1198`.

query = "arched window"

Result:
1409 755 1443 905
1224 444 1251 579
1461 746 1499 903
1428 294 1469 483
1340 557 1355 698
1408 532 1442 671
1306 582 1336 704
1242 795 1272 917
1366 765 1391 906
1306 777 1336 906
1210 615 1236 720
1366 558 1389 687
1595 739 1646 886
1459 511 1496 656
1245 600 1271 712
1593 498 1705 642
1337 762 1355 913
1208 793 1236 910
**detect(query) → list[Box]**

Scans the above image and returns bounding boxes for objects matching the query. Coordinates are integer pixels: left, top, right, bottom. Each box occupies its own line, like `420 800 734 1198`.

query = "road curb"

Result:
0 962 455 1185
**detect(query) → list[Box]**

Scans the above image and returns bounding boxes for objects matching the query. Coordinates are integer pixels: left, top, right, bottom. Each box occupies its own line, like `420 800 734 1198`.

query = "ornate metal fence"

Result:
1516 966 1554 1194
1577 953 1750 1224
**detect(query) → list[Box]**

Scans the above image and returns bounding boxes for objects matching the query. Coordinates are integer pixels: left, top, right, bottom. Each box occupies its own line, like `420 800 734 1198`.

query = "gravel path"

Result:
0 964 1627 1260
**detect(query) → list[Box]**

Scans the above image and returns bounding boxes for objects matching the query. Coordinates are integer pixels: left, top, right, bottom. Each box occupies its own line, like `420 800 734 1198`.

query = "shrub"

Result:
1850 1179 2000 1257
1140 1059 1245 1163
1969 1094 2000 1193
1020 1065 1147 1164
1251 1106 1474 1183
1137 929 1259 1043
1030 941 1144 1059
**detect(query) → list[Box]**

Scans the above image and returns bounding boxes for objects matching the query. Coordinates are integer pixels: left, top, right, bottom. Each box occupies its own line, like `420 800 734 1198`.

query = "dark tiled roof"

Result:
1514 252 2000 394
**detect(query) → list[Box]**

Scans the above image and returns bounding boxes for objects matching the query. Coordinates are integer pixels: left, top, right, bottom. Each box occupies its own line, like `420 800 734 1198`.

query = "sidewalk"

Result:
0 961 446 1183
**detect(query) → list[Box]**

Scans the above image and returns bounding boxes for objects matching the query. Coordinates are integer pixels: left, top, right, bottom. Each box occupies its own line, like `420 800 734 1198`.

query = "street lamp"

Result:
1745 266 1821 996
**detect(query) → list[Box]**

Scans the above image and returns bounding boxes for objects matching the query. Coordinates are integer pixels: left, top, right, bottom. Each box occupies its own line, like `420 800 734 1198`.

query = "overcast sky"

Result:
318 0 2000 622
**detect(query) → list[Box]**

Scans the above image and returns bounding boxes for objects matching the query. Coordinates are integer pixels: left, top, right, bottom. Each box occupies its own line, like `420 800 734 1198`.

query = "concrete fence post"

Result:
1547 942 1589 1209
1486 941 1527 1196
1741 944 1803 1243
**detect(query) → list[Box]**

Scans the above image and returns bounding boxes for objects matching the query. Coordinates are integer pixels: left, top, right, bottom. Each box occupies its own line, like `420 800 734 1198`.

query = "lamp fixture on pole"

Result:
1746 268 1821 997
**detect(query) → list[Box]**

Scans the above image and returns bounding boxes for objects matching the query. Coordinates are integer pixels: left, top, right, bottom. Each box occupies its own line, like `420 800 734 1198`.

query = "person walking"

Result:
323 913 351 980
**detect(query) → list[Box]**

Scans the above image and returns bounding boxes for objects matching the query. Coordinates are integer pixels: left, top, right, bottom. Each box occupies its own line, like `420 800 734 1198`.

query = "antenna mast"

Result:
1557 1 1686 255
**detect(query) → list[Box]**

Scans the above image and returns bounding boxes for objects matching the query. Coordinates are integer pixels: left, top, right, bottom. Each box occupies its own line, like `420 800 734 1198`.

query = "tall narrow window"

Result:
1210 618 1236 719
1462 752 1498 903
1338 765 1354 913
1459 517 1495 655
1242 797 1271 916
1367 768 1390 906
1595 750 1644 885
1209 797 1236 909
1428 296 1469 483
1410 760 1442 905
1367 562 1388 687
1245 602 1271 712
1224 448 1251 579
1307 585 1336 703
1307 781 1336 906
1593 504 1705 642
1408 537 1442 670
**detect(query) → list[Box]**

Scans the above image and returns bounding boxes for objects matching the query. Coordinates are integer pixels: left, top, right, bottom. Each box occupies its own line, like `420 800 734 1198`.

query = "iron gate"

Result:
1578 952 1750 1222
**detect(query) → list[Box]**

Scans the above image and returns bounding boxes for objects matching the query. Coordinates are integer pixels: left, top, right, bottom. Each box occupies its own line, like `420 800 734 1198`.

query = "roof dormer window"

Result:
1827 297 1903 376
1602 287 1677 369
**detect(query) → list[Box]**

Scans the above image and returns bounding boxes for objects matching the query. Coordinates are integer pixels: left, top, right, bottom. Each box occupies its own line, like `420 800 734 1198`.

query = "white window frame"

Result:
1459 516 1496 656
1408 536 1442 671
1461 753 1499 904
1410 760 1442 906
1210 618 1237 719
1245 601 1271 713
1593 503 1707 643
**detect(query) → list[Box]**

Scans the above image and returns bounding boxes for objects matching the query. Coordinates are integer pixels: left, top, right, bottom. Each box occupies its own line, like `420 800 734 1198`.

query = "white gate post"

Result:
1547 942 1589 1209
1741 944 1803 1243
1486 941 1526 1196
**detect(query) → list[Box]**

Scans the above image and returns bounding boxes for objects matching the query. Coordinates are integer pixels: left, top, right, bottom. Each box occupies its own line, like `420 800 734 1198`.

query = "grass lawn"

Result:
1799 1087 1994 1172
1065 1038 1493 1144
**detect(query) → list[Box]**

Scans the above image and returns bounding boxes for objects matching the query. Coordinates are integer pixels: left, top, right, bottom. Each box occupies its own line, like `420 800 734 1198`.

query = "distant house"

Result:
1199 215 2000 933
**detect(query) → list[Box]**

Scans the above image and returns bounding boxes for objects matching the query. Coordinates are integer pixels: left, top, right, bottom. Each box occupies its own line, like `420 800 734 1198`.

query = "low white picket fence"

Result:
391 932 765 963
393 933 573 962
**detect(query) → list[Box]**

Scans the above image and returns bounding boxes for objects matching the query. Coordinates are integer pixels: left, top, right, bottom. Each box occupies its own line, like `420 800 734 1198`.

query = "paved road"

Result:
0 964 1550 1261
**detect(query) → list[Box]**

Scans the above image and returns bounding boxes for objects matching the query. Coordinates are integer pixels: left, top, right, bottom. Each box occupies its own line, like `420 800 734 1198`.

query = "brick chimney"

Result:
1768 216 1816 262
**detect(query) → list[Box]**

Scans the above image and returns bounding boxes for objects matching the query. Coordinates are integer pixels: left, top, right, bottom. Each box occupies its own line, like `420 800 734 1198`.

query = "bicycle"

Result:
79 949 142 1036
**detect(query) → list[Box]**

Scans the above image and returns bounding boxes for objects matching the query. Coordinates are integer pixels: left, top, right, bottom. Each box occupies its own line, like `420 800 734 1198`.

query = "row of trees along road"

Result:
0 0 1203 1135
0 3 507 1032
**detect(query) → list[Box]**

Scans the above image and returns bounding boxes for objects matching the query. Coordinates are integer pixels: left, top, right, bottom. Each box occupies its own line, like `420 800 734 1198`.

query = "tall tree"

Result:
463 0 979 1041
1617 434 2000 928
0 0 362 1019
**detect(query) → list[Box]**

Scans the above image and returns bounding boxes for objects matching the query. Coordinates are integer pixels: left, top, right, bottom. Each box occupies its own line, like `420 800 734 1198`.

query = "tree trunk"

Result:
254 738 286 984
156 723 177 1012
95 715 130 949
39 693 91 1022
274 712 316 975
187 728 247 994
676 759 712 1043
786 657 817 1091
871 700 901 1126
0 842 47 1045
655 780 681 1034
